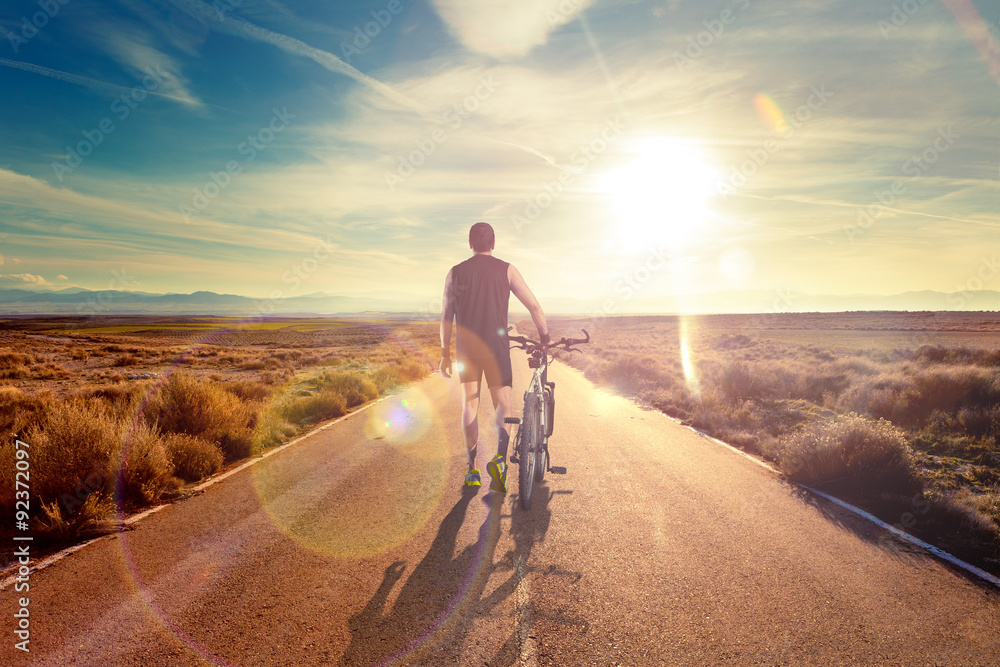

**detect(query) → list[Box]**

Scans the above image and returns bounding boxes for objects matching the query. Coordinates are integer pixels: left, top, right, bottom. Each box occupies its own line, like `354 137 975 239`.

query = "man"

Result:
440 222 549 492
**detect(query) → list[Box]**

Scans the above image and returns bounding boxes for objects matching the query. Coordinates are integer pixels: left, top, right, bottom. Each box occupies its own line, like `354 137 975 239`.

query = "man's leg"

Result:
461 379 482 470
488 384 512 458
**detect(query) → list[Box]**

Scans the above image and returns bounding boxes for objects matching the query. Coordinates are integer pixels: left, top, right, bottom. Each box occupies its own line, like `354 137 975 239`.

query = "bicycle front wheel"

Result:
519 392 541 509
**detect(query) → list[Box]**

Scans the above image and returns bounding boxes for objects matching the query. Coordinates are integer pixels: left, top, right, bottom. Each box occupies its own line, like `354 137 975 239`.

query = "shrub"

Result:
144 372 258 461
117 422 174 504
112 353 141 367
164 433 223 481
26 400 119 507
279 390 347 425
253 411 298 449
778 413 920 495
1 364 30 379
315 371 378 407
223 379 273 402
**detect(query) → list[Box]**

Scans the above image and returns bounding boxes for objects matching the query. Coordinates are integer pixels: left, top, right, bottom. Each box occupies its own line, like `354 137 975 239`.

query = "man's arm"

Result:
508 264 548 344
439 269 455 377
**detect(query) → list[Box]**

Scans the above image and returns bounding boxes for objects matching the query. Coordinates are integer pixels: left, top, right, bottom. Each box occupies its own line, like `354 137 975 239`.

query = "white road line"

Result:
515 555 537 667
665 413 1000 590
0 398 385 591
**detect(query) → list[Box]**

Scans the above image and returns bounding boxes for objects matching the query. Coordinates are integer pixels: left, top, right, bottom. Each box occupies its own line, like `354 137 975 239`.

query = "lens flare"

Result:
753 93 789 135
364 389 436 448
679 318 701 400
107 318 441 662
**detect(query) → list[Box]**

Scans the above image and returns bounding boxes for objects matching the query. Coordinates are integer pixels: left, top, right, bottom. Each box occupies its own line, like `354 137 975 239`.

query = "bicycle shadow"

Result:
482 487 587 667
340 490 505 666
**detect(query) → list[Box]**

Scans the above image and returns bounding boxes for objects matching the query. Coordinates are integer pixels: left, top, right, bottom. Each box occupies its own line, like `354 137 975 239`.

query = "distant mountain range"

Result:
0 287 998 316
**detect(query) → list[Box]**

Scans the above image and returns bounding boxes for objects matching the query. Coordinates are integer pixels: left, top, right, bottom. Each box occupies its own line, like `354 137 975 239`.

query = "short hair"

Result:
469 222 495 252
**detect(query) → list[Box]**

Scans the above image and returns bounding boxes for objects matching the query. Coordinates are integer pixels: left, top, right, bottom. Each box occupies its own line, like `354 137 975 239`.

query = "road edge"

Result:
0 396 386 591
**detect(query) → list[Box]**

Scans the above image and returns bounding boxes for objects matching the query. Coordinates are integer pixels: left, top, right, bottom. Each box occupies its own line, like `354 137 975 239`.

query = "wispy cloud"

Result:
0 273 51 286
431 0 596 57
167 0 431 118
95 26 204 108
0 58 206 108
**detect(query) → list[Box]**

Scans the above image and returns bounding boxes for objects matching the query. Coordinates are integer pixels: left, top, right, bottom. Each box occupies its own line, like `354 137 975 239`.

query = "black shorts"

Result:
458 349 513 387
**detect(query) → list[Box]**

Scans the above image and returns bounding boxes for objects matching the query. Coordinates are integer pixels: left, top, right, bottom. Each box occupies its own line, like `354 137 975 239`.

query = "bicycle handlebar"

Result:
509 329 590 353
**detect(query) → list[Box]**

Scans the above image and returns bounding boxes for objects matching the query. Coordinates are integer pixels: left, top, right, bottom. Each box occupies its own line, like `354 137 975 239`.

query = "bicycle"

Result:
505 329 590 509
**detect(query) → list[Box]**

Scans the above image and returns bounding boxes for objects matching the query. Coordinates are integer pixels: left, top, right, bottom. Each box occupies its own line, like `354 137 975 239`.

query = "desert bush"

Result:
719 362 769 401
279 390 347 426
112 353 141 367
0 386 52 436
1 364 30 379
35 494 114 542
223 379 273 402
117 422 174 504
164 433 223 481
897 366 1000 425
926 488 999 544
253 411 298 449
776 413 920 495
315 371 378 407
144 372 258 461
25 400 119 507
0 351 34 367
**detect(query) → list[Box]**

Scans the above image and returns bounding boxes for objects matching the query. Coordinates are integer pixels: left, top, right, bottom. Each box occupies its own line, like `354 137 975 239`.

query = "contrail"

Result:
167 0 433 120
491 139 582 173
0 58 225 109
733 191 1000 228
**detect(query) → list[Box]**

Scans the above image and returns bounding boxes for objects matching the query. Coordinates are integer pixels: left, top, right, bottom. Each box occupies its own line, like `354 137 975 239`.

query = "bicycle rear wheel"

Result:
519 392 540 509
535 387 552 483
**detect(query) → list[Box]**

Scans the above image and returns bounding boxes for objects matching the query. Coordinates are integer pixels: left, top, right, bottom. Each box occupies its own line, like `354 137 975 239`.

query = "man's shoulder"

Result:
454 255 509 271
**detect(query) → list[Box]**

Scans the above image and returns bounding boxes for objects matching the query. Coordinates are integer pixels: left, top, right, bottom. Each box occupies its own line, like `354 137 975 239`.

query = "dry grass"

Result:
549 313 1000 567
0 316 438 547
164 433 223 482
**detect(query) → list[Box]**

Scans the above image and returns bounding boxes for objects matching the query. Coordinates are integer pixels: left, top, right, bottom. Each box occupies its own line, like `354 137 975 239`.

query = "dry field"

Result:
0 316 438 552
546 311 1000 574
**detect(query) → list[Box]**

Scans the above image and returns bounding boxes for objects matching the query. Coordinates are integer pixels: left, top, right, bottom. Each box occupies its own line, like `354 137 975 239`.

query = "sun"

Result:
602 137 718 249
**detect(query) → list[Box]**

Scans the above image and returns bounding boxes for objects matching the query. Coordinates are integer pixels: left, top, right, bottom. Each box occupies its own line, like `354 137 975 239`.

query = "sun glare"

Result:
603 137 718 249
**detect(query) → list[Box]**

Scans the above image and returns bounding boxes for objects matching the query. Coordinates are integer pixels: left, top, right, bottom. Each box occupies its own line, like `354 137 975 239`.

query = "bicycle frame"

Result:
507 329 589 509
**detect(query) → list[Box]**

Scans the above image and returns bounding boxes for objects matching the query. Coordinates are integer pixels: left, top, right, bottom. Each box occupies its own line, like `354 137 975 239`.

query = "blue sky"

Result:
0 0 998 312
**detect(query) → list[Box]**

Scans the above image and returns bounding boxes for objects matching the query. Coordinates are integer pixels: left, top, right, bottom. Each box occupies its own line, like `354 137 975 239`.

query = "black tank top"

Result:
451 254 510 359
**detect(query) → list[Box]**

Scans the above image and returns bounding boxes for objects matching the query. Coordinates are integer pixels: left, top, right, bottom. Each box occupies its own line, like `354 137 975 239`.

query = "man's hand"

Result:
440 352 452 378
540 331 551 346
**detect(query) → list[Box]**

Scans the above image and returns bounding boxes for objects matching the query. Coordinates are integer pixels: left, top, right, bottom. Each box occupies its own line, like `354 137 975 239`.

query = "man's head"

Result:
469 222 495 253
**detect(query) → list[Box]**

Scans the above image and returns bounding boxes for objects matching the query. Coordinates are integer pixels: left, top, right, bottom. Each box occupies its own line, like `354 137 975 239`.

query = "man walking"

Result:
440 222 549 492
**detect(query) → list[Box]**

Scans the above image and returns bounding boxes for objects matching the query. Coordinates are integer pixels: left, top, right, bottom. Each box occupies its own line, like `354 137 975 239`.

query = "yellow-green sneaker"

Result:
486 454 507 492
464 468 481 488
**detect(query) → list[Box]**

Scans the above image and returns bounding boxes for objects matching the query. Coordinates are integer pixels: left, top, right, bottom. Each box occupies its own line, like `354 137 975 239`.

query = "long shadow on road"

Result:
341 490 504 666
341 482 574 666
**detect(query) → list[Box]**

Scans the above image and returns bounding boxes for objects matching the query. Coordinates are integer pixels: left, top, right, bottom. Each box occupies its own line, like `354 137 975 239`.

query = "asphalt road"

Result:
6 358 1000 666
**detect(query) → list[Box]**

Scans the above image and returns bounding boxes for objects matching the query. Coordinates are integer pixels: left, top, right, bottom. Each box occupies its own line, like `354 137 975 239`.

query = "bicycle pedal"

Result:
504 417 521 424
